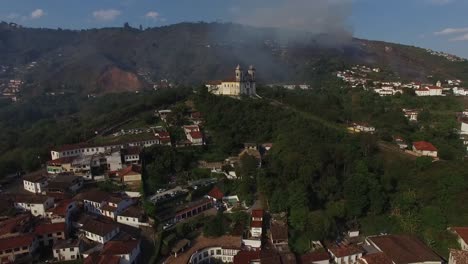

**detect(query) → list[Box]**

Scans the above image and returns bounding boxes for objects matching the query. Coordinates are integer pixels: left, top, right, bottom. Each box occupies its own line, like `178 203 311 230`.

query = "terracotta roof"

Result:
101 239 140 255
0 234 35 251
189 131 203 139
81 218 118 236
0 214 31 237
358 252 393 264
52 143 89 152
84 253 120 264
450 249 468 263
207 186 224 200
183 125 200 132
451 227 468 244
74 189 110 203
233 250 261 264
300 251 330 263
413 141 438 152
207 80 222 85
251 209 264 218
251 220 263 228
13 194 51 204
47 199 74 216
23 173 48 183
100 204 117 212
53 239 80 249
119 206 144 218
35 222 66 236
328 244 364 258
117 165 142 177
367 234 442 264
124 146 142 156
270 221 288 241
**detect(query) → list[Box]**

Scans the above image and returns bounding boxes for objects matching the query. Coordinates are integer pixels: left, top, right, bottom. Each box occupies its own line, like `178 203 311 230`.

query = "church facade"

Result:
206 65 257 97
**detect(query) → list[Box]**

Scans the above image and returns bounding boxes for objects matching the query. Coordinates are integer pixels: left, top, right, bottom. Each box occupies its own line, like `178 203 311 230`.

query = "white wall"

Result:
53 246 80 262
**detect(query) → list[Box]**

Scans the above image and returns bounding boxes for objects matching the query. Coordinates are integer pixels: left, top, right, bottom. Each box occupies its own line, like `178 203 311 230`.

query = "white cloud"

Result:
434 27 468 35
145 11 160 20
450 33 468 41
30 9 45 19
93 9 121 21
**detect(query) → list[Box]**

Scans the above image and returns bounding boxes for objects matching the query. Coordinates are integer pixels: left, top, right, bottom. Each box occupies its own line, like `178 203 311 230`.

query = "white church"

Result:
205 65 257 97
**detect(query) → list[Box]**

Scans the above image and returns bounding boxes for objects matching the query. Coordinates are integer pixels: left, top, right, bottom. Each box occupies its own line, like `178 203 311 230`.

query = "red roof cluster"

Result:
34 222 66 236
207 186 224 200
0 234 35 251
251 209 264 219
102 239 140 255
47 199 74 216
233 250 261 264
413 141 437 152
189 131 203 140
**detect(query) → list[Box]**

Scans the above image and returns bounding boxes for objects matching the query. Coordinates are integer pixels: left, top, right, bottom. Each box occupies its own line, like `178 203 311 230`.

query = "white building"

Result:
415 86 443 96
250 209 263 238
412 141 438 158
23 173 48 194
117 206 150 228
349 123 376 134
460 119 468 135
53 239 82 262
402 109 419 122
101 239 141 264
328 245 363 264
78 190 133 220
189 246 240 264
13 195 54 217
81 218 119 244
183 125 203 145
206 65 257 97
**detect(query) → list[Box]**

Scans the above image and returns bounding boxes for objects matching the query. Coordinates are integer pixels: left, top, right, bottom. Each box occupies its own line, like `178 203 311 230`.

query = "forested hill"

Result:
1 21 468 96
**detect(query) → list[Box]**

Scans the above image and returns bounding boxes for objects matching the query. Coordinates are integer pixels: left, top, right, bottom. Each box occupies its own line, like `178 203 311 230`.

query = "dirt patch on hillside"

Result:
97 66 142 94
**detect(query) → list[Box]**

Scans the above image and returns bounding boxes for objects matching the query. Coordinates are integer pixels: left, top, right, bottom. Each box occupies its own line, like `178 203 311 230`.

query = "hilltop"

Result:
0 21 467 97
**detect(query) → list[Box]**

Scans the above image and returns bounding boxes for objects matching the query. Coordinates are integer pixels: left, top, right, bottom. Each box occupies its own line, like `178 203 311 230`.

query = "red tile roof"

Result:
47 199 74 216
189 131 203 139
251 220 263 228
84 253 120 264
0 234 35 251
47 156 76 165
207 186 224 200
413 141 437 152
207 80 223 85
300 251 330 263
251 209 264 219
367 234 442 264
233 250 261 264
117 165 142 177
452 227 468 243
328 244 364 258
450 249 468 263
0 214 31 237
102 239 140 255
35 222 66 236
358 252 393 264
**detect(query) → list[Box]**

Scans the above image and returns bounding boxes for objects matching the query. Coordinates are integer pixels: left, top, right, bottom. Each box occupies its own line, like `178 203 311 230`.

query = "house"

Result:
327 244 364 264
460 118 468 135
270 220 289 251
357 252 393 264
13 194 54 217
365 234 443 264
155 131 172 146
46 199 77 225
394 136 408 149
349 122 376 134
450 227 468 250
206 65 257 97
299 251 330 264
34 222 66 246
183 125 204 145
76 190 133 219
0 214 33 239
47 157 75 174
84 252 121 264
449 249 468 264
0 234 38 263
23 173 48 194
416 86 443 96
47 175 83 194
122 147 141 164
250 209 263 238
101 239 141 264
116 206 150 228
412 141 438 158
117 165 142 186
402 109 419 122
157 109 172 122
53 239 82 262
206 186 224 203
80 218 119 244
233 250 261 264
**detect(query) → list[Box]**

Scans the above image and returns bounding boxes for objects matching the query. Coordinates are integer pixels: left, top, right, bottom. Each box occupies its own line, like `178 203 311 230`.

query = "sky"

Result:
1 0 468 58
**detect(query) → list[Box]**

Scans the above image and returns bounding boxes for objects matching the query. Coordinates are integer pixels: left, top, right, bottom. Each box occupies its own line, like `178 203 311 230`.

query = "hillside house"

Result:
327 244 364 264
34 222 66 247
53 239 82 262
402 109 419 122
76 190 134 220
116 206 150 228
0 234 38 263
460 118 468 135
349 122 376 134
46 199 77 225
116 165 142 186
412 141 438 158
364 234 443 264
206 186 224 203
250 209 264 238
47 175 83 194
183 125 204 145
415 86 443 96
80 218 119 244
122 147 141 164
13 195 54 217
47 157 75 174
23 173 48 194
100 239 141 264
357 252 393 264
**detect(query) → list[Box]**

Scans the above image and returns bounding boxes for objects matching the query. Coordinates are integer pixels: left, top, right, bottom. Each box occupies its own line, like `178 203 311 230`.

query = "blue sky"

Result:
1 0 468 58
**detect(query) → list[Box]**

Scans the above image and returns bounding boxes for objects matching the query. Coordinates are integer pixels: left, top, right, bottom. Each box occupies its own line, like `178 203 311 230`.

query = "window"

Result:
70 248 74 252
56 232 62 236
71 255 75 259
56 250 60 253
216 249 221 255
